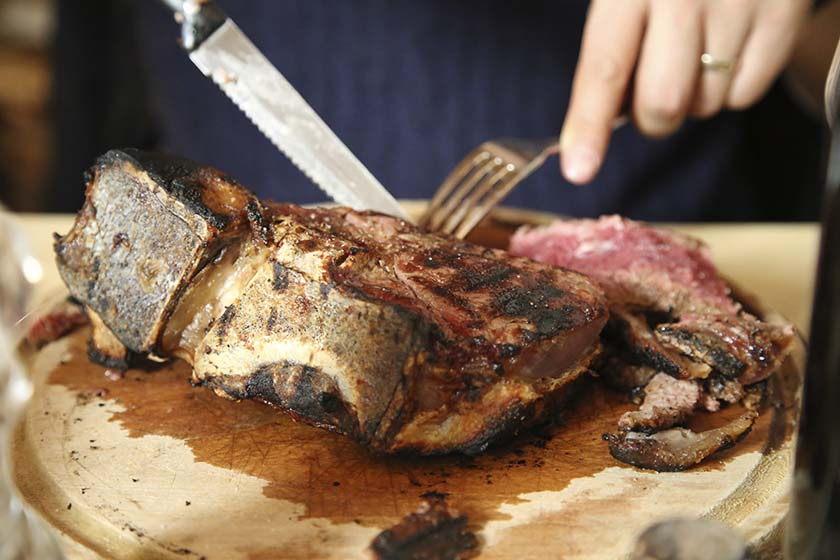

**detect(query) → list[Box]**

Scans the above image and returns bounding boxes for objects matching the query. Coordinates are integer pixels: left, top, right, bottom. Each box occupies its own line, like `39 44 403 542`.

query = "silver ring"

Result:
700 53 736 73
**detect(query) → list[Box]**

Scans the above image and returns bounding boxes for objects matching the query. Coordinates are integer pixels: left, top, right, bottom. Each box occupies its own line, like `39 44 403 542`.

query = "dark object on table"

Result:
786 40 840 560
370 492 479 560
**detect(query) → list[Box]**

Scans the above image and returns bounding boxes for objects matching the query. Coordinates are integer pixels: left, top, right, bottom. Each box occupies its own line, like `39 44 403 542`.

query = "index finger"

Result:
560 0 648 185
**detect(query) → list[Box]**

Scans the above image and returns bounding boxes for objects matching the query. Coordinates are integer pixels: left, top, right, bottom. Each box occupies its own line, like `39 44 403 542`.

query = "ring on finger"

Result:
700 53 736 74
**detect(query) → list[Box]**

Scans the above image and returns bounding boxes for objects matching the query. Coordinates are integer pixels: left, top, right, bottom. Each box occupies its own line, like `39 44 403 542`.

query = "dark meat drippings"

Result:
370 492 479 560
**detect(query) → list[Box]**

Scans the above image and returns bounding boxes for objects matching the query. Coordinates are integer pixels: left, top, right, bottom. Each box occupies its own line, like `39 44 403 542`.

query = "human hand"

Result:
559 0 811 185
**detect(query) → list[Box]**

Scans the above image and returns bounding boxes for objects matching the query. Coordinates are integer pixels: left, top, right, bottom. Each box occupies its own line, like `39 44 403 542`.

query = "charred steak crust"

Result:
55 149 264 355
57 149 608 455
93 148 259 232
370 492 479 560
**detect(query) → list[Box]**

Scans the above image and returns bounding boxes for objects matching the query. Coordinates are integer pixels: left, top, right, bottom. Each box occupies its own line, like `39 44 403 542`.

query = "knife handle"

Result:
159 0 227 52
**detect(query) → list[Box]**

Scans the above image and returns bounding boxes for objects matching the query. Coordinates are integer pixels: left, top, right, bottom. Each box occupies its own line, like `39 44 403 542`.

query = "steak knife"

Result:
160 0 409 220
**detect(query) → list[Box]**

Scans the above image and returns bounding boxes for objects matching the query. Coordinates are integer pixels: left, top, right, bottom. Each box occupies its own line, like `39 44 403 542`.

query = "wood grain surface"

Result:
11 208 811 559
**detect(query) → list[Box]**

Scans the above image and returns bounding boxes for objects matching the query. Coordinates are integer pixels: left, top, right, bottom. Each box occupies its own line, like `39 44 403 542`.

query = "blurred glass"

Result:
0 205 63 559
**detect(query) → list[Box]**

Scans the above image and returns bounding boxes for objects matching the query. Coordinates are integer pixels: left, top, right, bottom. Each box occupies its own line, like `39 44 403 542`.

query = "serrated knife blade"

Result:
162 1 409 220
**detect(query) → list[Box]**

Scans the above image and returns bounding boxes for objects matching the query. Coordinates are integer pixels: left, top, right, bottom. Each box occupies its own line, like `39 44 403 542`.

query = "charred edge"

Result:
370 496 478 560
87 339 135 370
459 264 515 291
246 198 271 245
659 327 746 378
272 261 290 291
213 362 358 437
605 319 683 377
631 346 683 378
266 308 278 333
242 366 277 403
497 343 521 359
216 304 236 342
492 285 577 337
601 433 690 473
112 232 130 249
459 401 532 455
287 365 345 418
98 148 233 230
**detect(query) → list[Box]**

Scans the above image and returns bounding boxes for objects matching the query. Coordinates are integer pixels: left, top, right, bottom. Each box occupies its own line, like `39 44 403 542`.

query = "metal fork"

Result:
418 138 560 239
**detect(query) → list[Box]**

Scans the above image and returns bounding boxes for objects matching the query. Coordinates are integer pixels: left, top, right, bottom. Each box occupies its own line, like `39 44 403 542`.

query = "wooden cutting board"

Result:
12 208 806 559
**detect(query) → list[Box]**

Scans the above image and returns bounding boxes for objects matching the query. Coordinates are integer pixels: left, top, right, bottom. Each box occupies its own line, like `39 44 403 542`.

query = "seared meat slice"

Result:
56 149 608 455
606 308 712 380
604 411 758 471
618 373 702 433
511 215 793 470
509 216 794 387
705 374 745 409
656 313 795 385
598 356 658 392
509 215 739 316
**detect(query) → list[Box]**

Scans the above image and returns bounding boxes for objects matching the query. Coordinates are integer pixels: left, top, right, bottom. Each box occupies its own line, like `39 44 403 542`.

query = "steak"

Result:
509 216 794 387
510 215 794 470
55 149 608 455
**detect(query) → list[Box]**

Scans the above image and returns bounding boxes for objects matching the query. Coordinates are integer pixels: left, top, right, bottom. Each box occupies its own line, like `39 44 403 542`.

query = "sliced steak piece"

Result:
509 216 794 387
509 215 739 316
705 374 746 407
511 215 793 470
606 308 712 380
56 149 608 455
598 356 658 391
604 411 758 472
618 372 702 432
656 313 795 385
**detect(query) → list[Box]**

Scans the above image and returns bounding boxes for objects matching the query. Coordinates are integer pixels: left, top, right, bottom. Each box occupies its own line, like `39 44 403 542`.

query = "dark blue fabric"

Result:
133 0 823 221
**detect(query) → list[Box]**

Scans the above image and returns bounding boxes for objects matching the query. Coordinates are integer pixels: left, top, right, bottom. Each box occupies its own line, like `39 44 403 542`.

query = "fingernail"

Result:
562 144 601 185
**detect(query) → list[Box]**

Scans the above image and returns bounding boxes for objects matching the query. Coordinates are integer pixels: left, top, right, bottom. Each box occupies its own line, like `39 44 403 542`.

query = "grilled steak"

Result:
510 215 794 470
55 149 608 455
509 216 794 387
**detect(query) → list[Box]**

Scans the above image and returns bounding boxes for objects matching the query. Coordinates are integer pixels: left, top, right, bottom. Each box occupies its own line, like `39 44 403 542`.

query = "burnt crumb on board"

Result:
370 492 479 560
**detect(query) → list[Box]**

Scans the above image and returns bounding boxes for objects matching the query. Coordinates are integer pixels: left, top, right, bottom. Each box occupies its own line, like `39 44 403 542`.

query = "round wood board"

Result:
13 205 805 559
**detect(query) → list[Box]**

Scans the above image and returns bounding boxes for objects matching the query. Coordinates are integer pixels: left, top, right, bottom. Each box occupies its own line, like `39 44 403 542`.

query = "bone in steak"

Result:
55 149 608 455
